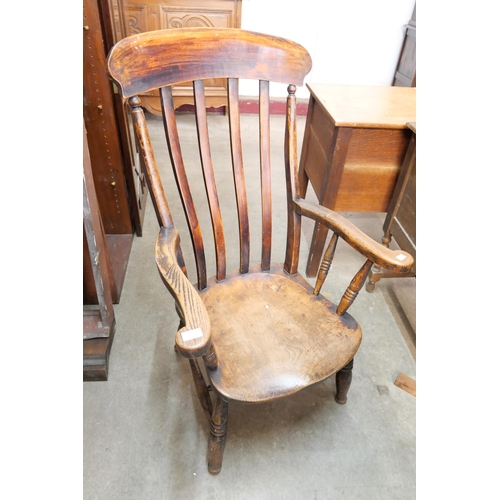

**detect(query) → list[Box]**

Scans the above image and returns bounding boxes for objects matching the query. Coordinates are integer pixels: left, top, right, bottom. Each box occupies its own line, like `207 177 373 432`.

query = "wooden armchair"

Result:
107 28 413 475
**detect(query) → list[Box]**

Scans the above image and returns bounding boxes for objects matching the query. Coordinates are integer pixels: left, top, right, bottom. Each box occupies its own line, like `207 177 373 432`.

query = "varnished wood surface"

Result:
155 226 212 358
201 264 362 403
298 83 416 277
107 28 416 473
307 84 416 129
111 0 242 114
108 28 312 97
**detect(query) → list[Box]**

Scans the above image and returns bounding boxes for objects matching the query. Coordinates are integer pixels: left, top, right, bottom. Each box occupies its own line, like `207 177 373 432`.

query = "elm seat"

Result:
109 27 413 475
199 264 362 403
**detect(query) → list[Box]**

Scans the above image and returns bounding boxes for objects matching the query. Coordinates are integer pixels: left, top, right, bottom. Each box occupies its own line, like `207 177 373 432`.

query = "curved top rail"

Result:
107 27 312 97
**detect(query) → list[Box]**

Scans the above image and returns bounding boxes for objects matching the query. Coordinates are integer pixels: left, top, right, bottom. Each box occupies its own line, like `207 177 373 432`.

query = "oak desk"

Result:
298 84 416 277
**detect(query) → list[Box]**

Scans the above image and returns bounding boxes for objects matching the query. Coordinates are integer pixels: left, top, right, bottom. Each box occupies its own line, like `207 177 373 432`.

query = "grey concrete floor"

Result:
84 111 416 499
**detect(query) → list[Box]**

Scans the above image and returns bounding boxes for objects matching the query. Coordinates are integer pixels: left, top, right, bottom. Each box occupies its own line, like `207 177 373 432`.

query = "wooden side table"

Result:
366 122 416 292
298 84 416 277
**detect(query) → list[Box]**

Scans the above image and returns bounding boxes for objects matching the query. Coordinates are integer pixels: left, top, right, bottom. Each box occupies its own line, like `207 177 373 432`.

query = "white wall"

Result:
239 0 416 98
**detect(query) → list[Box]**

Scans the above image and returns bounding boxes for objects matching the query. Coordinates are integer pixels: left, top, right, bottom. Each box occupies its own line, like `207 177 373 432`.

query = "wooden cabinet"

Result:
366 122 416 291
84 0 148 306
110 0 242 114
298 84 416 277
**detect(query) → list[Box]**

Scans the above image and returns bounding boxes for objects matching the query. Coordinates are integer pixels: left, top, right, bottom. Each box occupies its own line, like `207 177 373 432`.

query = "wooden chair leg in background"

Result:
208 396 229 475
189 359 213 423
335 358 354 404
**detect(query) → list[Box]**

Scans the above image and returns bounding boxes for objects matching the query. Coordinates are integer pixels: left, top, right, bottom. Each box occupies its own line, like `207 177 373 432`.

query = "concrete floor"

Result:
83 111 416 499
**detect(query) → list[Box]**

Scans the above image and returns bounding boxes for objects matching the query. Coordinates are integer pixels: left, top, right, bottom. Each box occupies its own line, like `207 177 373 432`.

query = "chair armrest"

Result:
155 225 212 358
294 198 414 273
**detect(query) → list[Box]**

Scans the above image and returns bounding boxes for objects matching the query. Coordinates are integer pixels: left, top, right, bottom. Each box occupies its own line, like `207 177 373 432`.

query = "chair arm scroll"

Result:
156 226 212 359
294 198 414 273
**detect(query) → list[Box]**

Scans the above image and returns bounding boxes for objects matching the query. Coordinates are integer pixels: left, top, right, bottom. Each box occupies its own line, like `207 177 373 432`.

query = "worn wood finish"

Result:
161 86 207 289
155 226 212 358
193 79 226 281
334 358 354 404
314 232 339 296
208 396 228 474
107 28 312 98
227 78 250 274
107 27 415 474
110 0 242 114
259 80 272 271
129 96 174 228
336 260 374 316
298 83 416 277
201 264 362 402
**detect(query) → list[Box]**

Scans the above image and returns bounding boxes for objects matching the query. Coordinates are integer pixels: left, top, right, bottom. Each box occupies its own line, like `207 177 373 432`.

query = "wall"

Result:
239 0 416 98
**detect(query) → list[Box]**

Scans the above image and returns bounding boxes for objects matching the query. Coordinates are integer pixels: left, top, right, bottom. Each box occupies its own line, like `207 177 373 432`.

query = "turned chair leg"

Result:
335 358 354 405
208 396 228 475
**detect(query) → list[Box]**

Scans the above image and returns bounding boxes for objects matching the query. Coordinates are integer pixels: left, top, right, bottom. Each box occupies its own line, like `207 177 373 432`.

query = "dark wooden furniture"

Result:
298 83 416 277
393 5 416 87
107 28 414 474
83 122 116 381
367 122 416 292
83 0 147 307
110 0 242 114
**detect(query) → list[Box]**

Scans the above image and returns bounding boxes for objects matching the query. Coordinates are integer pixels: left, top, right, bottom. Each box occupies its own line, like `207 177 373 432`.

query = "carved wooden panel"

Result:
113 0 242 113
160 8 233 29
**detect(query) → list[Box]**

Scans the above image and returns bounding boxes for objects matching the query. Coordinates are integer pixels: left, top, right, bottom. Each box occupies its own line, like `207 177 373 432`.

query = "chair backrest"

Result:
108 28 312 290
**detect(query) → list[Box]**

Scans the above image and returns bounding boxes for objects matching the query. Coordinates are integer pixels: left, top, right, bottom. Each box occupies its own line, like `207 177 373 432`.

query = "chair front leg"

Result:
335 358 354 404
208 396 229 475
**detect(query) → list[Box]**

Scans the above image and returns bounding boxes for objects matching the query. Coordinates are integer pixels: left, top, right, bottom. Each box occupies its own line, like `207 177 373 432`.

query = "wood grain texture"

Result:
129 96 174 228
193 79 226 282
284 85 301 275
259 80 272 271
107 27 312 97
200 264 362 403
155 225 212 358
161 86 207 289
227 78 250 274
294 199 414 273
307 84 416 129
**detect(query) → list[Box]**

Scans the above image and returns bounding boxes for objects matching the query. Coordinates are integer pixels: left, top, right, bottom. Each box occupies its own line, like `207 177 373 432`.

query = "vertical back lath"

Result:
227 78 250 274
259 80 272 271
193 79 226 282
161 85 207 290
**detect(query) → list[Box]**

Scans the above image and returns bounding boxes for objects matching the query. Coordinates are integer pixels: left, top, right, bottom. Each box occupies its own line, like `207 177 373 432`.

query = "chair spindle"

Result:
259 80 272 271
161 86 207 290
336 259 374 316
193 79 227 282
313 232 339 296
227 78 250 274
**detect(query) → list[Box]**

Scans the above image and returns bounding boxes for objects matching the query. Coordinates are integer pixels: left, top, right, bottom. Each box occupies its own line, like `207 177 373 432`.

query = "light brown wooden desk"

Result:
298 84 416 277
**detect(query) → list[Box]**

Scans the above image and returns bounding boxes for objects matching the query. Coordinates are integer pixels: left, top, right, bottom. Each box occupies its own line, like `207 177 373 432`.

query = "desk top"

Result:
307 83 416 129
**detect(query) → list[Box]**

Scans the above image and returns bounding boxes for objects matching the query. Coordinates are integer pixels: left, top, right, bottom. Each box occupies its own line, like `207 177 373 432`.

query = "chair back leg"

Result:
208 397 229 474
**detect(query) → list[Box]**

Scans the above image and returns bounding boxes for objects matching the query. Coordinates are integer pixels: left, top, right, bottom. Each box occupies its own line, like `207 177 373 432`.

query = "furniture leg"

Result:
189 359 213 423
335 358 354 404
208 396 229 475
